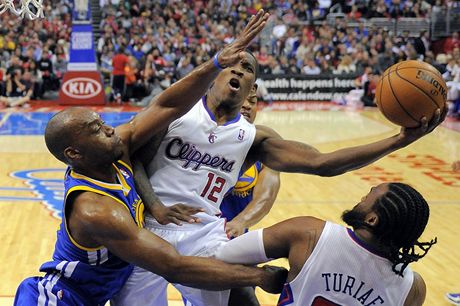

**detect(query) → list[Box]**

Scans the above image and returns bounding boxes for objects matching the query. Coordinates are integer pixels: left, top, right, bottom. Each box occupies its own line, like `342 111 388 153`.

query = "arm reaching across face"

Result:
116 10 270 155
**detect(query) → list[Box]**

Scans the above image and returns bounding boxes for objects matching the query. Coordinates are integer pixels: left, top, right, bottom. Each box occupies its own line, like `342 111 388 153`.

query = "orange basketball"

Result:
375 60 447 128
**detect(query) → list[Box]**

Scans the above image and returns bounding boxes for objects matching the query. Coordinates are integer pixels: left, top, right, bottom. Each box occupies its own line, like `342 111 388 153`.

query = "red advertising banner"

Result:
59 71 105 105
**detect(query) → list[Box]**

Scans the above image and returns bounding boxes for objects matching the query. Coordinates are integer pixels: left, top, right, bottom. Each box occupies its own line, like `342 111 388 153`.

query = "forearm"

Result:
233 169 280 228
148 59 219 113
167 255 266 290
265 134 410 176
314 134 410 176
133 159 164 214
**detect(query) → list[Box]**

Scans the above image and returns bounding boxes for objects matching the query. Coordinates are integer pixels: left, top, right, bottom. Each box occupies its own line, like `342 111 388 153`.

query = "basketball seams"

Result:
386 67 419 125
381 66 441 79
394 67 442 109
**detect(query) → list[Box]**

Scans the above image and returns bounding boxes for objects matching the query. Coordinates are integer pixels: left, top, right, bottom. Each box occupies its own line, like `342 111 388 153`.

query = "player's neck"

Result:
353 228 385 252
72 164 118 184
206 94 240 125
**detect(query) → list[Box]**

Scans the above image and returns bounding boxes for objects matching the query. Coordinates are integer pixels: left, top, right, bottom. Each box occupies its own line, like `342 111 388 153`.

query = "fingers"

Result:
238 11 269 46
242 13 269 45
244 9 263 31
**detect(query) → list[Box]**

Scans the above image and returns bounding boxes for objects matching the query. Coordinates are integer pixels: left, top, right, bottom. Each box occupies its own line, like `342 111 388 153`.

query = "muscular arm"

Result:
216 216 324 282
226 167 280 237
404 272 426 306
248 125 412 177
68 192 284 292
115 11 269 154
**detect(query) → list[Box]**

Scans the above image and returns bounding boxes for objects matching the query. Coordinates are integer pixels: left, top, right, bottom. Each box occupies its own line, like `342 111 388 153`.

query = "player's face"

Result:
342 183 389 229
212 53 257 107
73 110 124 164
240 85 258 123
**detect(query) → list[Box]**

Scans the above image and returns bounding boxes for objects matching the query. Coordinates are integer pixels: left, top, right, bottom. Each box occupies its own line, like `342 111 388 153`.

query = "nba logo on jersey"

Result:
208 132 217 143
238 129 245 141
120 169 130 178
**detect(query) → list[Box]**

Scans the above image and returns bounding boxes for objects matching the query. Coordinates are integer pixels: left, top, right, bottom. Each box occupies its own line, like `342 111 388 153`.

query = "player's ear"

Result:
64 147 82 161
364 212 379 227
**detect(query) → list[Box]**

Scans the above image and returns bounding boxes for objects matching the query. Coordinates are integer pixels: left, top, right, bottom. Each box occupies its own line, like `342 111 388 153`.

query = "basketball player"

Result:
14 11 288 306
113 54 445 306
216 182 436 306
189 86 281 306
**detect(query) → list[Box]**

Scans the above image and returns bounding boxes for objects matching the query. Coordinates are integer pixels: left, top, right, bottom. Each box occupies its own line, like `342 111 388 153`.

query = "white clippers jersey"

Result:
146 97 256 217
278 222 414 306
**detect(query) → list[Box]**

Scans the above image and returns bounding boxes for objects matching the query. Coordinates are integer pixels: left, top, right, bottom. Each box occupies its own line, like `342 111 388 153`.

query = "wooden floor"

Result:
1 107 459 306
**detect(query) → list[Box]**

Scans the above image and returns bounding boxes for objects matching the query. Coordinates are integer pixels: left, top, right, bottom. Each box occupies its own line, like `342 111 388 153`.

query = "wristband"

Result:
213 52 225 70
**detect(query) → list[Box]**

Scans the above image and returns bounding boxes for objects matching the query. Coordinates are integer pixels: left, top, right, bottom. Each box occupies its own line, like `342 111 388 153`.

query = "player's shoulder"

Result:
404 271 426 306
254 124 283 141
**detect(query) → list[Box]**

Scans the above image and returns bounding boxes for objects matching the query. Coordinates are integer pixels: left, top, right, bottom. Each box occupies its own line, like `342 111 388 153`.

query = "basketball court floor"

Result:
0 103 459 306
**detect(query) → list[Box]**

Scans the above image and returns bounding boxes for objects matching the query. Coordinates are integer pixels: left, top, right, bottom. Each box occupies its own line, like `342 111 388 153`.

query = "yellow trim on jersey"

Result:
117 160 133 174
233 164 259 193
134 199 145 228
113 165 131 196
70 171 123 191
64 186 131 251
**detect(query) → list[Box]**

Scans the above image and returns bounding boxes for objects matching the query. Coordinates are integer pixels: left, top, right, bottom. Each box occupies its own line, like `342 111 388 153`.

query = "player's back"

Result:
278 222 414 306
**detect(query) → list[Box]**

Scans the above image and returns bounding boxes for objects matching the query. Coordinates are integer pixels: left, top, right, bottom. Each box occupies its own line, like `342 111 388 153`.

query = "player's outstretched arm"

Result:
117 10 270 154
226 167 280 237
69 192 286 293
249 109 444 177
216 216 325 278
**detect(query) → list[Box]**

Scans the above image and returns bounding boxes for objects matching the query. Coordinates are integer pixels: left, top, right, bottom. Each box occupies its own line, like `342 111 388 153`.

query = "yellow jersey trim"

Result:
64 185 131 251
117 160 133 174
70 171 123 191
234 164 259 193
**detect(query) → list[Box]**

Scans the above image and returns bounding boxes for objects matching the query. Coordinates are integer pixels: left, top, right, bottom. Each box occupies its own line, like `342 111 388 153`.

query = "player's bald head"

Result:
44 108 91 163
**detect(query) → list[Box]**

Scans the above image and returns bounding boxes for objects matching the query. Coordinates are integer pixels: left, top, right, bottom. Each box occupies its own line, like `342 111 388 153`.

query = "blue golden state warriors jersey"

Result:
39 160 144 305
220 161 262 222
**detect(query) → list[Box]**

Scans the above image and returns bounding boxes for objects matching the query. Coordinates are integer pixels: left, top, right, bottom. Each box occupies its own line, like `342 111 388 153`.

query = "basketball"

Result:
375 60 447 128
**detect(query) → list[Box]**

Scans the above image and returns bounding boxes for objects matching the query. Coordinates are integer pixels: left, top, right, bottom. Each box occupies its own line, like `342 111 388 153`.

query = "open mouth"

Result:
241 111 250 120
228 78 241 91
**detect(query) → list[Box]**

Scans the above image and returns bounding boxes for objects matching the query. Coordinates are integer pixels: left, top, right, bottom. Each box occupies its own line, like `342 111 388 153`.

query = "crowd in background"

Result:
1 0 460 118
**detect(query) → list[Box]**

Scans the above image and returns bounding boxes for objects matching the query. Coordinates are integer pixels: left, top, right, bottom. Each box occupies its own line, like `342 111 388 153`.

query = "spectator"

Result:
111 46 129 102
0 69 33 108
302 58 321 75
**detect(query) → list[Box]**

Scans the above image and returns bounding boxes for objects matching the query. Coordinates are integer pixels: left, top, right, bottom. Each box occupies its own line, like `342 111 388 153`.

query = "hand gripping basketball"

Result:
216 9 269 69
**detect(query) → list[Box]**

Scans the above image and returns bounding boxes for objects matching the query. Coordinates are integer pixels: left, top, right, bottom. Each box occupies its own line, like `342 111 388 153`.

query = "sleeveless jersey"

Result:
278 222 414 306
39 161 145 305
220 161 262 222
146 97 256 217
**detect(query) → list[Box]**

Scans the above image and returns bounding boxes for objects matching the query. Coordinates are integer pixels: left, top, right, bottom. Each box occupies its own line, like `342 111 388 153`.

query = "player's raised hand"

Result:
399 107 447 143
217 9 269 68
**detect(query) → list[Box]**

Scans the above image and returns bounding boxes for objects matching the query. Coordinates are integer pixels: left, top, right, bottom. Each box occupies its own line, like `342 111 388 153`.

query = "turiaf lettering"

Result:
321 273 385 306
165 137 235 172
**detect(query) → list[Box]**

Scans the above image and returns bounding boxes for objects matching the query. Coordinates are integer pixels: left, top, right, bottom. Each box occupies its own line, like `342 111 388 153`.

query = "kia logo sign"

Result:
62 77 102 99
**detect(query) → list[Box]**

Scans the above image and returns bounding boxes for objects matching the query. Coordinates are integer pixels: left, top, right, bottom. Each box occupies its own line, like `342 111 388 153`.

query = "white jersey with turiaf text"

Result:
277 222 414 306
146 97 256 218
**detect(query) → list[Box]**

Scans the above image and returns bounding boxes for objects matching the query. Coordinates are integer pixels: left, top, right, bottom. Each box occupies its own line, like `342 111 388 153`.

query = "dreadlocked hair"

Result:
372 183 437 276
